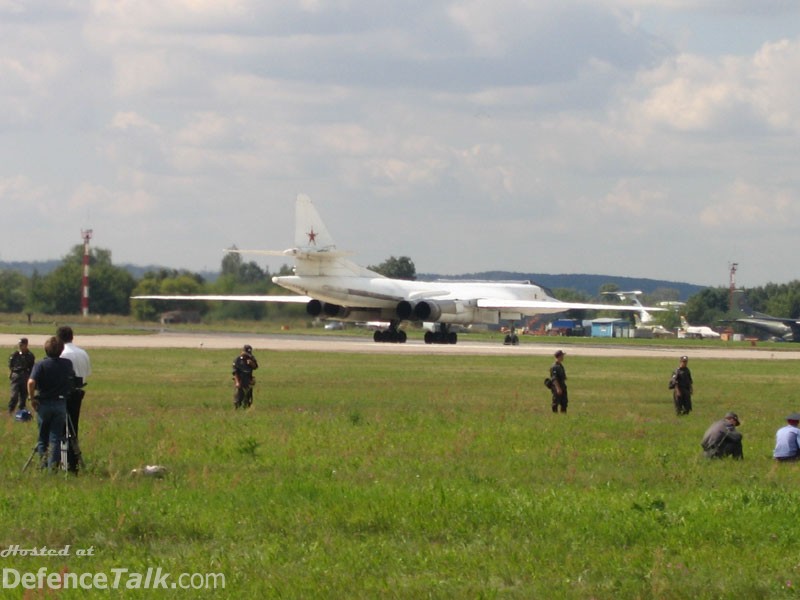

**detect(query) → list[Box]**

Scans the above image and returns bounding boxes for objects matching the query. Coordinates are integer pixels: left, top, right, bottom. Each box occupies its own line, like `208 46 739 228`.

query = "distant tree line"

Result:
0 246 136 316
2 247 800 329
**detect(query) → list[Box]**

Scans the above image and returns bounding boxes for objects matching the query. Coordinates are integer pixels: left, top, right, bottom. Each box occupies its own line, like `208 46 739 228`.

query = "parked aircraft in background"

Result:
602 291 675 338
133 195 664 344
678 316 721 340
602 291 655 323
726 290 800 342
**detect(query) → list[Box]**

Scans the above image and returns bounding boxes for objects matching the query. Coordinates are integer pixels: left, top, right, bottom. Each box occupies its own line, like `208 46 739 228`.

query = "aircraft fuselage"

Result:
273 275 565 325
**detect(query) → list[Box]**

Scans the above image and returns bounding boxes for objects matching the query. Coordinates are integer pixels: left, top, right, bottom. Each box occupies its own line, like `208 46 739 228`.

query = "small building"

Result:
590 318 632 338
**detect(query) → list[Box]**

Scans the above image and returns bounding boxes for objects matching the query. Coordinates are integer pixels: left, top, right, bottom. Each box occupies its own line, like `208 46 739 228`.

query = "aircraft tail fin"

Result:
295 194 336 250
732 289 776 318
680 315 689 328
289 195 382 278
732 289 756 316
604 290 654 324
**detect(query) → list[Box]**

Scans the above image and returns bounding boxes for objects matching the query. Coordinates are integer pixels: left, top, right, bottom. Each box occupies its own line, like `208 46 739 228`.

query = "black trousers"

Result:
8 376 29 412
673 390 692 415
66 391 83 472
551 390 568 413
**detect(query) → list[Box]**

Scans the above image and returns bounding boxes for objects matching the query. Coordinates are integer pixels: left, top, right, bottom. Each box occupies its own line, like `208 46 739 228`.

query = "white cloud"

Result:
0 175 48 210
110 111 161 133
630 36 800 136
632 54 746 132
603 180 669 218
699 179 799 230
1 1 800 286
750 39 800 130
68 182 158 217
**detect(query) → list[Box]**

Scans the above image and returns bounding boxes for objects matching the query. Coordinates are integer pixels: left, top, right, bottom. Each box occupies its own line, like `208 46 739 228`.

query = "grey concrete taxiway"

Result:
2 332 798 360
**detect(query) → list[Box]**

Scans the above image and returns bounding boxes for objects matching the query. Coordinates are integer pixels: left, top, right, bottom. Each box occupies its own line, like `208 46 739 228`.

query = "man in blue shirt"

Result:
773 413 800 462
27 337 74 470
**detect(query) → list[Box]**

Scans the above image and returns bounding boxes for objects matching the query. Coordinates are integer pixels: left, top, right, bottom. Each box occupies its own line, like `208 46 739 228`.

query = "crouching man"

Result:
701 412 743 459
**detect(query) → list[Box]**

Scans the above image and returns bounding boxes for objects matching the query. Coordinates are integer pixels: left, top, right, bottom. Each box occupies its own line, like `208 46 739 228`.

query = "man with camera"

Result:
57 326 91 473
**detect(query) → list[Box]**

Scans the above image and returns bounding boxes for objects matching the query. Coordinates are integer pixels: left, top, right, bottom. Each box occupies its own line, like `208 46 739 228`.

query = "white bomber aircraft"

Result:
133 195 664 344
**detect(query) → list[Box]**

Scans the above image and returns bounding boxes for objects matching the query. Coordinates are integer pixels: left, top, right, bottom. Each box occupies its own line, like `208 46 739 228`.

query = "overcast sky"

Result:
2 1 799 288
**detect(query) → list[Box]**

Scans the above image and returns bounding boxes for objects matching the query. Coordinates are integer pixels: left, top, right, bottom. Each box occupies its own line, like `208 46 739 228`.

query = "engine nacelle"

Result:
414 300 464 321
306 299 323 316
323 302 350 318
307 300 350 319
396 300 415 320
397 299 468 322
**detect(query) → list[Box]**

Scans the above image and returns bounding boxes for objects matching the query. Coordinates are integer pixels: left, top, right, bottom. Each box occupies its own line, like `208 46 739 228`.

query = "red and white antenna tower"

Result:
729 262 738 312
81 229 93 316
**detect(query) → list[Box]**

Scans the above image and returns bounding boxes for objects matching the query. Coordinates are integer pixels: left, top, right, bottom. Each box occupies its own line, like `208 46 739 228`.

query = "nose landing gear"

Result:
503 325 520 346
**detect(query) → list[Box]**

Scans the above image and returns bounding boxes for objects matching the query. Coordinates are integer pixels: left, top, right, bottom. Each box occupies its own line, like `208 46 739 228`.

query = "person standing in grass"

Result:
670 355 693 415
773 413 800 462
8 337 35 415
57 326 91 473
549 350 568 413
701 412 743 459
28 336 74 470
232 344 259 409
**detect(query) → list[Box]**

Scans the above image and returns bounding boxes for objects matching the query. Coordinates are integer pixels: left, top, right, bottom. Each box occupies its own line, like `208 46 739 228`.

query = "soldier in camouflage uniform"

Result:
8 338 35 415
232 344 259 409
550 350 568 413
671 355 693 416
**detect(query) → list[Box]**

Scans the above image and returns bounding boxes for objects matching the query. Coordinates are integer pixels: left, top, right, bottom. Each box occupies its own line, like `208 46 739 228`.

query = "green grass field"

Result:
2 343 800 598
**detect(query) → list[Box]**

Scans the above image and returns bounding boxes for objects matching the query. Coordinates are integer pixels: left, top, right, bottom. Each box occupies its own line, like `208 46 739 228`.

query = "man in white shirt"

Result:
774 413 800 462
57 326 92 473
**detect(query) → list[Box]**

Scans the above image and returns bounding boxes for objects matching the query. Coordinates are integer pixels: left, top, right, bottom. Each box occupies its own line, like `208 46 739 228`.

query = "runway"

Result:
2 332 798 360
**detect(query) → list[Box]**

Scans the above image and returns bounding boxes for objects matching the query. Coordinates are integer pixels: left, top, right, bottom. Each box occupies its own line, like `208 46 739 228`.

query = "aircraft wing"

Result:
738 315 800 326
735 316 800 334
476 299 664 313
131 295 311 303
134 294 663 312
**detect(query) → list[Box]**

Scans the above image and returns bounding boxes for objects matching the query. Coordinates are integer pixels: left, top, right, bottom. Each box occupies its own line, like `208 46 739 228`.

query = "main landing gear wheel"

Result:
424 331 458 344
373 324 407 343
424 324 458 345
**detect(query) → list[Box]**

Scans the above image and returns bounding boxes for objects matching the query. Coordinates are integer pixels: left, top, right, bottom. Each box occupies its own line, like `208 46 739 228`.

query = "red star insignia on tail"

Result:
307 228 318 245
